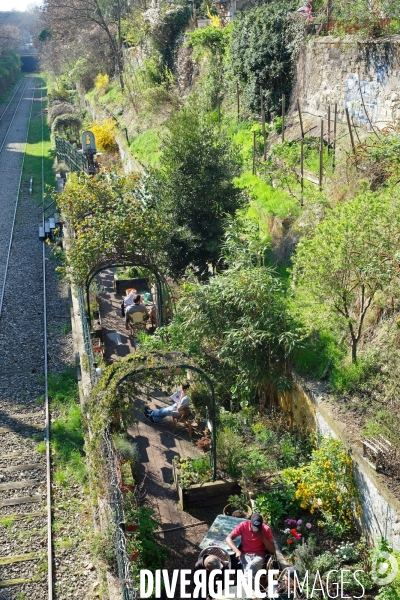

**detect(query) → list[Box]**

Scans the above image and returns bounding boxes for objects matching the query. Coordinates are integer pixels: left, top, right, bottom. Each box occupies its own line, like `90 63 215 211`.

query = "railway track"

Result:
0 76 51 600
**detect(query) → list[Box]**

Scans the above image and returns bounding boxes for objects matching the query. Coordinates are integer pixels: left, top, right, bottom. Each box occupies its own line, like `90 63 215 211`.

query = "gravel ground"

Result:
0 77 94 599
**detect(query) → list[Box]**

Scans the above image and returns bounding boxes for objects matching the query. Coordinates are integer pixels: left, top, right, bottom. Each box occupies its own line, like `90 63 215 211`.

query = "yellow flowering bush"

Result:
95 73 109 93
88 117 117 152
283 438 361 527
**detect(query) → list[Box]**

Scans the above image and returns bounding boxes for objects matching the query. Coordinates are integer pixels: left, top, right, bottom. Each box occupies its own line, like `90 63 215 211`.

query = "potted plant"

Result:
223 493 252 518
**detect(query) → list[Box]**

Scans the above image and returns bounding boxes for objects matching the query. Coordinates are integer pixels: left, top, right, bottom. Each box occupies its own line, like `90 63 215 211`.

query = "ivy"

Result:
230 1 306 115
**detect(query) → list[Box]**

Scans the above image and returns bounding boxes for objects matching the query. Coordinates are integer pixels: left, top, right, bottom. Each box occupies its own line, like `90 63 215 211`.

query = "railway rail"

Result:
0 76 52 600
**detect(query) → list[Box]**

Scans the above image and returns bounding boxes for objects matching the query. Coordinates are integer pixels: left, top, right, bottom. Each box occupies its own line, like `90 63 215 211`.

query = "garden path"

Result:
95 268 224 593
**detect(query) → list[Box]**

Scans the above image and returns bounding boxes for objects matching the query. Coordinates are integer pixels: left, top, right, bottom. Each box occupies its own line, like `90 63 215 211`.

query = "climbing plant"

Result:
56 171 171 285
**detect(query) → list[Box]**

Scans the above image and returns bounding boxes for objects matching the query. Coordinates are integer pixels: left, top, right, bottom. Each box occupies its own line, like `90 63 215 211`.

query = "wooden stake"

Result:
252 130 256 175
333 102 337 171
319 118 323 192
301 137 304 205
236 82 240 120
282 94 285 142
260 86 266 160
327 105 331 152
297 98 304 139
345 107 356 153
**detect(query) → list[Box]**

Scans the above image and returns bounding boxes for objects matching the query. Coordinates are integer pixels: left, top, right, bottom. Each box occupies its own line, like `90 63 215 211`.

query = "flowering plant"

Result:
283 518 312 551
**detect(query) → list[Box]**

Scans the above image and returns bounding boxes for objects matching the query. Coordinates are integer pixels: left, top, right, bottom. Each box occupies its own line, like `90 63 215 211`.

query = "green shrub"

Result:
254 479 299 526
216 427 244 478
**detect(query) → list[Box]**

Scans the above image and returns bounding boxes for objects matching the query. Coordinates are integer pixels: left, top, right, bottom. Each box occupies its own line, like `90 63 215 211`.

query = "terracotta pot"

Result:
129 549 139 562
223 503 252 519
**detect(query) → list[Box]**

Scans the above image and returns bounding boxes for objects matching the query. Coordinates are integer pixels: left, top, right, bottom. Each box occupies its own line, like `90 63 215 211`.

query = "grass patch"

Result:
292 330 344 380
48 368 78 407
22 78 54 205
129 127 164 168
330 353 377 395
49 370 86 487
0 515 17 528
36 441 46 454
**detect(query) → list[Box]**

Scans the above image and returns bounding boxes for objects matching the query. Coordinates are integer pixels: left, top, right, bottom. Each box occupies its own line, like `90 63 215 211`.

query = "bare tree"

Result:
41 0 130 90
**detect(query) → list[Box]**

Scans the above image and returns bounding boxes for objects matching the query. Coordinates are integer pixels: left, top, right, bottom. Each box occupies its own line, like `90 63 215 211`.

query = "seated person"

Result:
125 294 149 330
226 513 275 589
193 555 225 600
124 288 137 307
144 381 190 423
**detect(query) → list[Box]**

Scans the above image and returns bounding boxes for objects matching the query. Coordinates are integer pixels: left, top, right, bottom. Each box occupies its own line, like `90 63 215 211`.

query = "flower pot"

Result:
125 524 139 533
129 549 139 562
223 503 252 519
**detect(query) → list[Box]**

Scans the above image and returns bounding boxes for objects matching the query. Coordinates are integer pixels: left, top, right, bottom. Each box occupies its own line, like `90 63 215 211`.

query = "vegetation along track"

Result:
0 77 63 600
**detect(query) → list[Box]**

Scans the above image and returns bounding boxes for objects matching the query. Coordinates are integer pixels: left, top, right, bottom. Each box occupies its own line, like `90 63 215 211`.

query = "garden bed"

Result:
172 459 240 510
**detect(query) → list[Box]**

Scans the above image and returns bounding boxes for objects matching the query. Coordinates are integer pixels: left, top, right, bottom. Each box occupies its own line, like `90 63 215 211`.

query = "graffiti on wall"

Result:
345 75 380 125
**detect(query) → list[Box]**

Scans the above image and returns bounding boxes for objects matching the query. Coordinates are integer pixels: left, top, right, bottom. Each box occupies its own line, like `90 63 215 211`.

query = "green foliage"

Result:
234 171 300 220
230 1 304 115
187 24 228 58
150 104 243 275
176 265 300 404
273 116 283 134
312 551 341 575
188 381 211 418
330 352 377 394
330 0 400 36
47 369 78 407
113 434 140 463
292 536 318 575
48 370 86 486
129 128 163 168
175 456 212 487
292 190 400 362
133 506 169 571
56 170 170 285
216 427 243 478
227 493 250 513
336 542 359 563
254 481 299 526
241 447 272 480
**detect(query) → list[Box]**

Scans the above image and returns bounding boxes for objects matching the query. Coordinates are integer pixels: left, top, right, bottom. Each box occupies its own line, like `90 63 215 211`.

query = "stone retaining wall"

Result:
293 36 400 130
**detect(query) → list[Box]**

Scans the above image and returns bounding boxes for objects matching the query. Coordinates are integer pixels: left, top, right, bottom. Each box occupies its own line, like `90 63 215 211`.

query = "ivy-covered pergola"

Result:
85 257 174 327
91 351 218 480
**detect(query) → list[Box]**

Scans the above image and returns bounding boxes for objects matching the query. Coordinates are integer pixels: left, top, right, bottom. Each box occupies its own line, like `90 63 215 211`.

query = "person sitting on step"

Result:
144 381 190 423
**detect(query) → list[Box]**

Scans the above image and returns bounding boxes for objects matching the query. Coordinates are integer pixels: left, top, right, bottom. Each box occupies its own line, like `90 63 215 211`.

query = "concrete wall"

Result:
278 376 400 549
293 36 400 130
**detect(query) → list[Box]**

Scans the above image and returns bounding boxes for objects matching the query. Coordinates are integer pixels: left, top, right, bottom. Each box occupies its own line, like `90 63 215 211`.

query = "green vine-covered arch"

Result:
85 259 174 327
89 351 218 480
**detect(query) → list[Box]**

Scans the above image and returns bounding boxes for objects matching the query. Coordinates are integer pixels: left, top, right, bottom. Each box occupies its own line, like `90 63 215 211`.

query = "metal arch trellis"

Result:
84 261 175 328
108 352 218 481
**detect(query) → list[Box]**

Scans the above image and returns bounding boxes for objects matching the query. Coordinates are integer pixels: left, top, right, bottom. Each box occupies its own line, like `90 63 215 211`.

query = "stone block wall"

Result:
293 36 400 130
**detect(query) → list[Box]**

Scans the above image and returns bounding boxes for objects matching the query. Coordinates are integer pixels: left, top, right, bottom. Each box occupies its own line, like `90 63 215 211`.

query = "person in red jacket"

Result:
225 513 275 586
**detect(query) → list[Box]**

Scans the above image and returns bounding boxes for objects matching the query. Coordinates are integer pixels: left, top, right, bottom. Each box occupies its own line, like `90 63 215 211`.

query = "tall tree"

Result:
41 0 130 90
151 106 244 276
292 191 400 362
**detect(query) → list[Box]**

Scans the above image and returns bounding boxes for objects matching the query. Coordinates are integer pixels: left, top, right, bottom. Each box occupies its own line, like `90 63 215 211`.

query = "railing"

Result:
77 286 97 385
103 429 137 600
55 137 86 173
